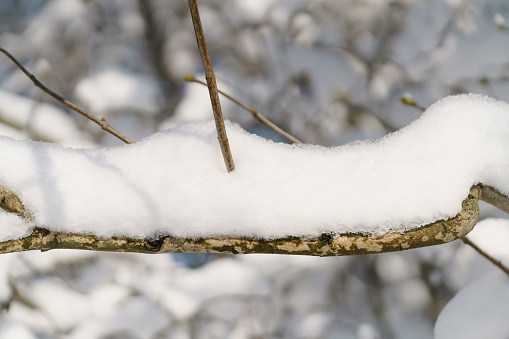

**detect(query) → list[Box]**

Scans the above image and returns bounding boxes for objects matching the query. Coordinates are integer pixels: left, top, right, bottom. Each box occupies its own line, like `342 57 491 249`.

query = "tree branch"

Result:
461 236 509 277
0 47 133 144
0 185 482 255
187 0 235 172
184 74 303 144
479 185 509 214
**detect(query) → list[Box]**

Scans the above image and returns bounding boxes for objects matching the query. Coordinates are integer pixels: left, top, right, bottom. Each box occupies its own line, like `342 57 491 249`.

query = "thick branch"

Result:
0 186 481 256
187 0 235 172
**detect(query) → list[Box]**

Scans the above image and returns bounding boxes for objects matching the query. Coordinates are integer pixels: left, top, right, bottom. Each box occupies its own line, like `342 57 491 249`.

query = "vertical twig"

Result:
187 0 235 172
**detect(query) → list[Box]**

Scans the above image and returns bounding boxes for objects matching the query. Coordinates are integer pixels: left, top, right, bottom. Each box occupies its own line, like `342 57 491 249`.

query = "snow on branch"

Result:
0 94 507 255
0 186 483 255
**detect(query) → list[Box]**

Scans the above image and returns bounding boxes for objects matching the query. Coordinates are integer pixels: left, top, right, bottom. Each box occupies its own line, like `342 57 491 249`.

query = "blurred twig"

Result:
184 74 303 144
136 0 182 119
187 0 235 172
0 47 133 144
400 94 426 112
461 237 509 277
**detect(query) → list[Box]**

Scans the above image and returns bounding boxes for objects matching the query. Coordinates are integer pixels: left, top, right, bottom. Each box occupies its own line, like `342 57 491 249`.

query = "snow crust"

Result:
0 93 508 240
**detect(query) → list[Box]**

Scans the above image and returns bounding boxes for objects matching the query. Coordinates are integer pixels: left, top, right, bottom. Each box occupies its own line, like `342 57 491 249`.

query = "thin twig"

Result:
184 75 303 144
187 0 235 172
461 237 509 278
0 47 133 144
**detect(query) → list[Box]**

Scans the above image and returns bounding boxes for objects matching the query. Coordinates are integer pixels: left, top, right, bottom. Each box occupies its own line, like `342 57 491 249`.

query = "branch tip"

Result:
183 74 195 82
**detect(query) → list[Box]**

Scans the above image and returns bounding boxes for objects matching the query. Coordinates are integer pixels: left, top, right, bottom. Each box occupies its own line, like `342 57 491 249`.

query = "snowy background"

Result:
0 0 508 338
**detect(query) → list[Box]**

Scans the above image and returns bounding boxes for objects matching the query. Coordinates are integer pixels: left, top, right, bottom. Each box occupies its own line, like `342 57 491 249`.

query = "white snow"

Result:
155 258 270 320
27 278 89 331
0 93 508 241
233 0 276 22
0 211 32 242
494 13 507 30
0 90 95 148
74 69 160 115
0 320 37 339
434 272 509 339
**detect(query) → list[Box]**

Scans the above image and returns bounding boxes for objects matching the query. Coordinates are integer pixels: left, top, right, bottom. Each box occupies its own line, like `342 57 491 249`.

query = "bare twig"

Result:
0 47 133 144
187 0 235 172
184 75 303 144
461 237 509 278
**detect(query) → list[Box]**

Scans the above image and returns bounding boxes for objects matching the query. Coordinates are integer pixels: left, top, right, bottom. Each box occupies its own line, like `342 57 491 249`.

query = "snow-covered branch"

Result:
0 94 507 255
0 184 507 255
0 185 483 255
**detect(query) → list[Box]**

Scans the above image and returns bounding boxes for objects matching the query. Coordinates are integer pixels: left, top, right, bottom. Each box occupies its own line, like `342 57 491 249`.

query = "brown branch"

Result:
0 185 31 221
0 47 134 144
187 0 235 172
463 185 509 277
461 237 509 277
479 185 509 214
184 75 303 144
0 186 481 255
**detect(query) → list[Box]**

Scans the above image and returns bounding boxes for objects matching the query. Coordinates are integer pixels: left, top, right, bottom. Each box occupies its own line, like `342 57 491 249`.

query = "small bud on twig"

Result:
400 93 426 112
